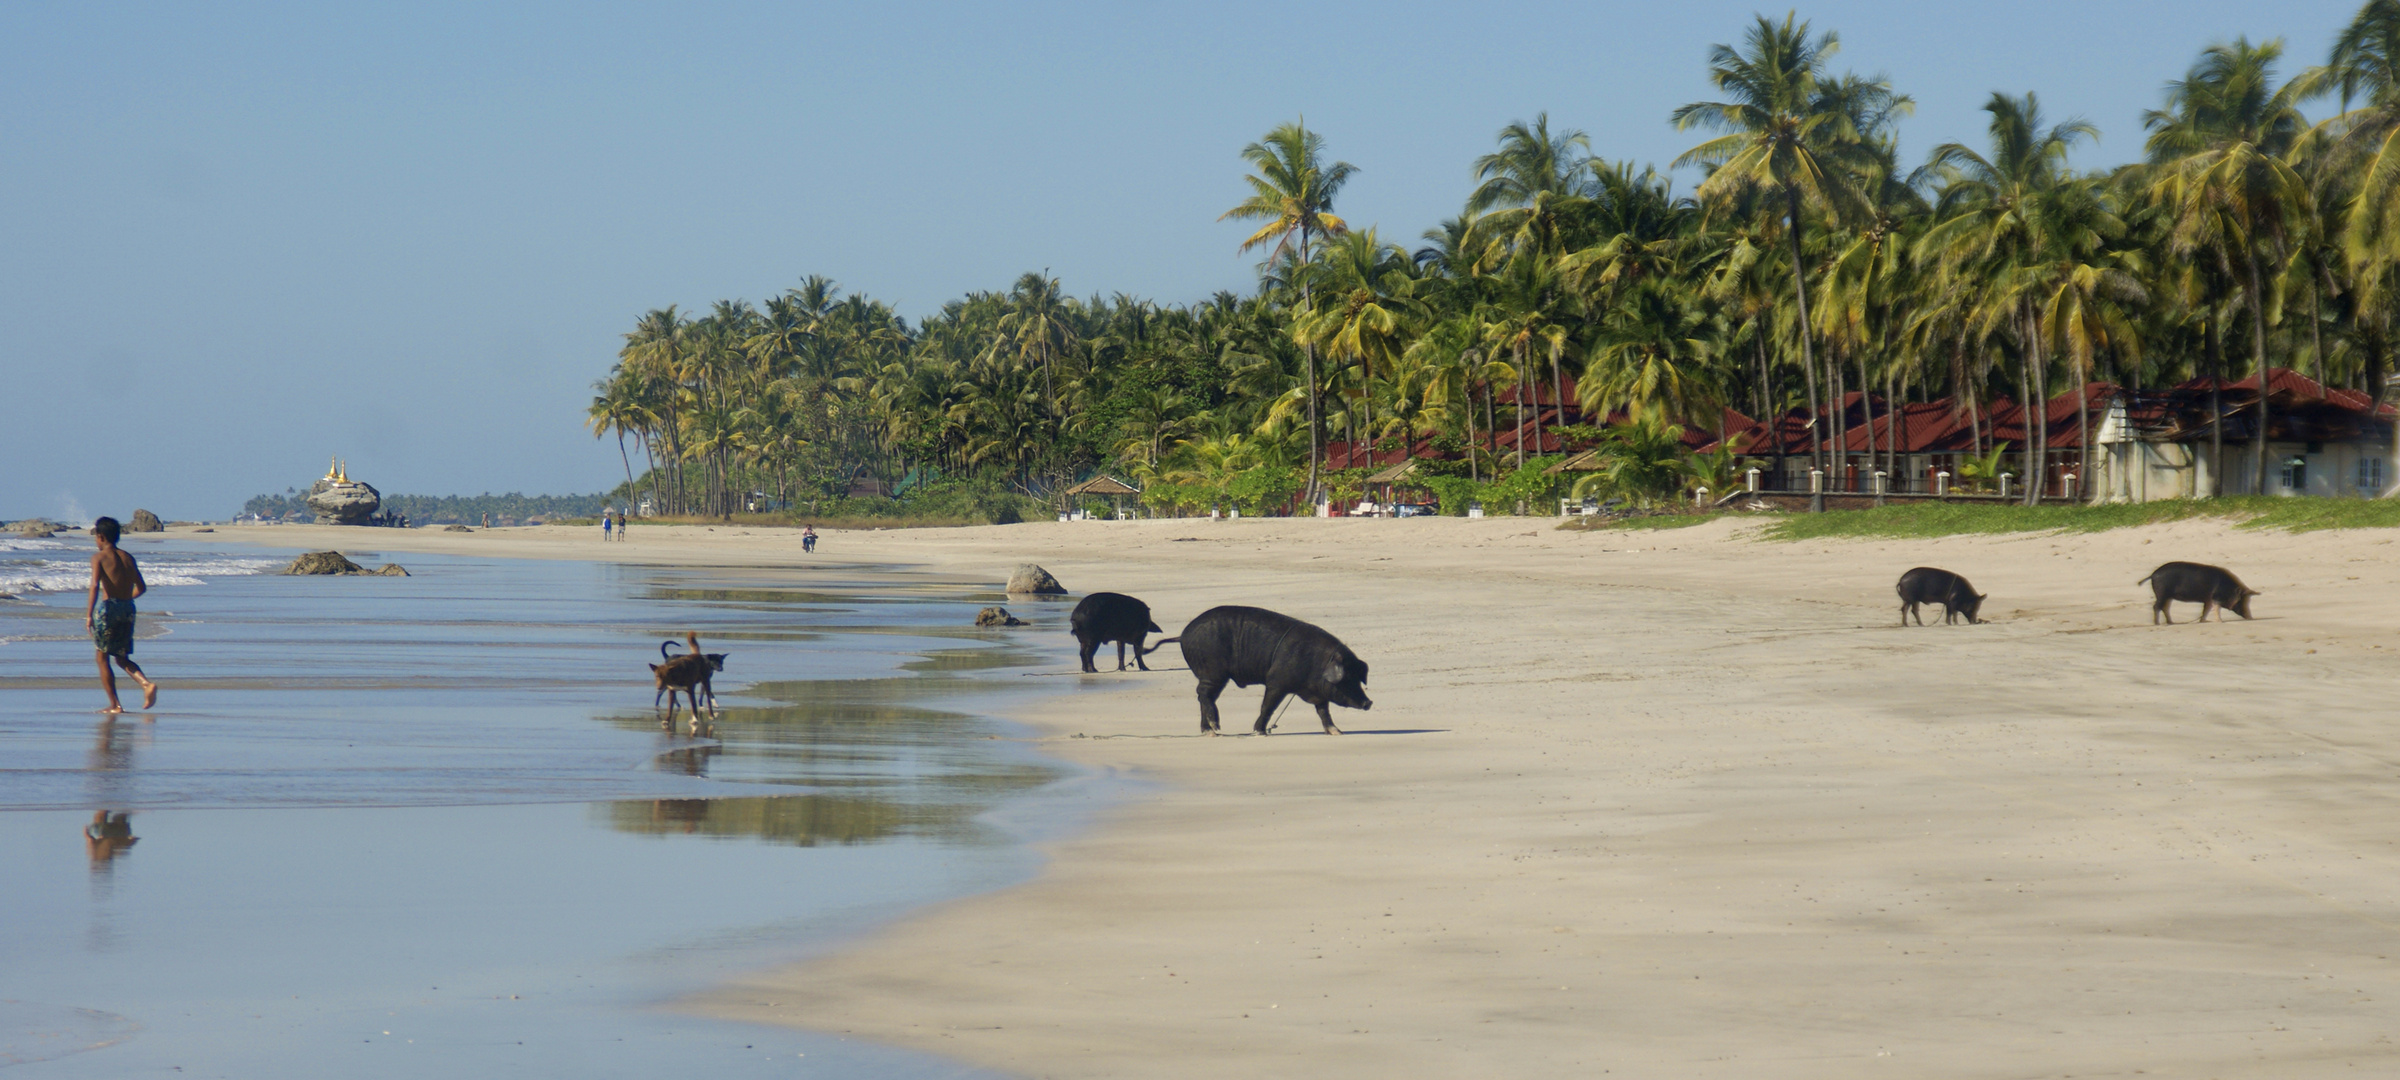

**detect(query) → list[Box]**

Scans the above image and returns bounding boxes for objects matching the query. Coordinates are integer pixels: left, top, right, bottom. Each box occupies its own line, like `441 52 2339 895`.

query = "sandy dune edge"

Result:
196 519 2400 1076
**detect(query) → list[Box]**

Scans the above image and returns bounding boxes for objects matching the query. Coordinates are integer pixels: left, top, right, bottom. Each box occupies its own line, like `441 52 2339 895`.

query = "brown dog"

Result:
648 632 727 731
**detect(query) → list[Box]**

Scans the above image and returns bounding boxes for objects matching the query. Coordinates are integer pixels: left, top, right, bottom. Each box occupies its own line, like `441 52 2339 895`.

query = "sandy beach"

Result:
188 517 2400 1076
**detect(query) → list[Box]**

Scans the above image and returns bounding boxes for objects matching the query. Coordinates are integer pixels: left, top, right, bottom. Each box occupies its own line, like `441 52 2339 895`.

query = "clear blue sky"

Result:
0 0 2365 520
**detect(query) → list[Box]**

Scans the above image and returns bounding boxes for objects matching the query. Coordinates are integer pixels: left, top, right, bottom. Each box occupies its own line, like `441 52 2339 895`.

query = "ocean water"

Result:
0 536 1099 1078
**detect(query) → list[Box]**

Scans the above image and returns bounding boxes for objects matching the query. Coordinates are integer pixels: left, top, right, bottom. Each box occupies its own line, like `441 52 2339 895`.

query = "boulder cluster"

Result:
282 551 409 576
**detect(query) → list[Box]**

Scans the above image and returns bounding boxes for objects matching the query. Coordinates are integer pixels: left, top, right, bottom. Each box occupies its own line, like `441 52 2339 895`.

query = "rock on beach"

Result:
975 606 1026 627
1006 564 1066 595
305 478 382 526
127 510 164 533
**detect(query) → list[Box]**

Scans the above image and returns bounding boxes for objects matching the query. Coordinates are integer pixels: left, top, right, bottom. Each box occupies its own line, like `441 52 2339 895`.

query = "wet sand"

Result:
3 539 1087 1078
188 518 2400 1077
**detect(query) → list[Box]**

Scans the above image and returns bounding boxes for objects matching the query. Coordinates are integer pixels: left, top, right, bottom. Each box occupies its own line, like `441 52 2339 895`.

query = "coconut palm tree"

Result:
1222 121 1357 500
2146 37 2312 494
1917 92 2100 501
1585 278 1728 429
1675 13 1907 482
1293 230 1425 468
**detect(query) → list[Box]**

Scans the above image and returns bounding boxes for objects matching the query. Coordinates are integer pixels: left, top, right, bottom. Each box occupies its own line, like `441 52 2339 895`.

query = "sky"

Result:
0 0 2370 521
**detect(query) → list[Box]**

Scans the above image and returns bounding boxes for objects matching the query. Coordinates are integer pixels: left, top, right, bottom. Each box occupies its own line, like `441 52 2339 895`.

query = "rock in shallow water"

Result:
975 606 1026 628
285 551 367 575
1006 563 1065 594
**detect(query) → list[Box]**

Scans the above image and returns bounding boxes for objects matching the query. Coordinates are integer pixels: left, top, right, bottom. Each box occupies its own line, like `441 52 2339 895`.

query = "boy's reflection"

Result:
85 811 139 863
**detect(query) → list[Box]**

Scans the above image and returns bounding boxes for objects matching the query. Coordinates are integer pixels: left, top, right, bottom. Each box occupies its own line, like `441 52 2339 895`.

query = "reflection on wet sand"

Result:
608 793 1008 846
600 647 1061 847
85 811 138 863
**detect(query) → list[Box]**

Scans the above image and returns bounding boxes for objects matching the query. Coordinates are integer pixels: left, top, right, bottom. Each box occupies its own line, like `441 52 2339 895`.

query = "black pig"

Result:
1171 606 1371 735
1071 592 1162 673
2139 561 2259 624
1895 567 1986 626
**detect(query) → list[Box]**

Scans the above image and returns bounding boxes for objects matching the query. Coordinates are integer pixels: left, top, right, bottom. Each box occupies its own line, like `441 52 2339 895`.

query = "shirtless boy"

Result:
84 516 159 712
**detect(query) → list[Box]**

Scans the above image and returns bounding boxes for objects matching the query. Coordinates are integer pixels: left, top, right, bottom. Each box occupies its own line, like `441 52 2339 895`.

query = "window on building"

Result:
2361 457 2385 493
2281 459 2307 492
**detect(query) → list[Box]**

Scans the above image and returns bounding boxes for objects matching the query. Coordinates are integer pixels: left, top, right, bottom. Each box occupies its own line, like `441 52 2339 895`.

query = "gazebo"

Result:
1544 449 1606 476
1062 474 1141 519
1360 461 1428 513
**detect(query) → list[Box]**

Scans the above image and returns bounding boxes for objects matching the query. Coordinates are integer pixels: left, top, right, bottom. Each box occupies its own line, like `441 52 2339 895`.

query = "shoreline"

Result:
189 518 2400 1076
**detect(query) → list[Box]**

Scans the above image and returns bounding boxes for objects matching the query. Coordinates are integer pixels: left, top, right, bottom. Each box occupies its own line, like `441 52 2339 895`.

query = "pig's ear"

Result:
1323 658 1346 684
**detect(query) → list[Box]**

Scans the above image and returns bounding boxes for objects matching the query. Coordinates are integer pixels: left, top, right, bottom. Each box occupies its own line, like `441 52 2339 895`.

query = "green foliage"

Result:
1423 457 1566 515
1225 465 1305 515
1566 422 1696 507
797 475 1044 525
1953 442 2013 493
1759 497 2400 541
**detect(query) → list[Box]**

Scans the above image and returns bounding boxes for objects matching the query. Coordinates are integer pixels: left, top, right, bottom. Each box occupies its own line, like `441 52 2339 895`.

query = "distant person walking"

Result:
802 524 817 554
602 512 614 542
84 517 159 713
482 513 491 529
614 510 627 542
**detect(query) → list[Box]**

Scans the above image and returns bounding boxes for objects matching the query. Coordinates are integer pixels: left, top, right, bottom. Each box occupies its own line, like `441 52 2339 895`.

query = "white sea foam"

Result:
0 551 280 596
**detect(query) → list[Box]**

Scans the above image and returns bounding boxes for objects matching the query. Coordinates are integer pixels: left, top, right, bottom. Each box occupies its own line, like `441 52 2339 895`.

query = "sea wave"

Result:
0 553 281 596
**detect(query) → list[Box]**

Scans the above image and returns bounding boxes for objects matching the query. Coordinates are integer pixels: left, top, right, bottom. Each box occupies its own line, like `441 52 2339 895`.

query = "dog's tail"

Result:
661 638 684 659
1140 635 1181 656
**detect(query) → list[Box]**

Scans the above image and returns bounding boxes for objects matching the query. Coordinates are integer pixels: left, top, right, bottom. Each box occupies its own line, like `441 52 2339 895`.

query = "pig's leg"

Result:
1315 701 1343 735
2155 599 2171 625
1077 636 1100 674
1253 689 1288 735
1132 637 1150 672
2201 600 2216 622
1196 676 1227 735
1899 601 1911 627
1115 641 1128 671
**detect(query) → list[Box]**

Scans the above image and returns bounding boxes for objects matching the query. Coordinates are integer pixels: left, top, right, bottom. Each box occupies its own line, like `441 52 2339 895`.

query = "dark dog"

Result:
649 632 728 731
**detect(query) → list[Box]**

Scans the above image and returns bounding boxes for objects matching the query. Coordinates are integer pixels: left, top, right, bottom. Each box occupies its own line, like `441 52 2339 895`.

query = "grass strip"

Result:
1757 497 2400 541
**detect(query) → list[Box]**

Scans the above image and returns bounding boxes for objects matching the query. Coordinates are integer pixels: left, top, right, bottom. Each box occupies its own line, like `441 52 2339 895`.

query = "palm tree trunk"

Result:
1514 342 1529 472
2245 251 2274 497
2310 272 2326 387
1829 346 1846 491
1785 185 1824 483
1551 347 1566 454
2035 330 2051 504
1758 331 1783 488
2014 340 2033 504
1858 353 1875 491
2077 357 2093 505
616 430 636 508
2203 314 2224 496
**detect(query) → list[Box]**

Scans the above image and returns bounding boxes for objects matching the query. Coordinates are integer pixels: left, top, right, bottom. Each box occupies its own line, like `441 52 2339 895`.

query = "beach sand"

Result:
192 517 2400 1076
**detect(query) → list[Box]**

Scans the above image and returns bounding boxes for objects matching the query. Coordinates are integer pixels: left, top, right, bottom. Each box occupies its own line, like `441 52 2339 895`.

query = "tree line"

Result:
241 490 610 525
589 3 2400 517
